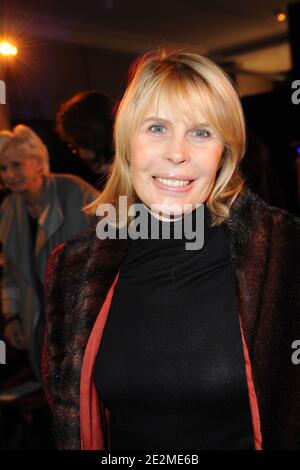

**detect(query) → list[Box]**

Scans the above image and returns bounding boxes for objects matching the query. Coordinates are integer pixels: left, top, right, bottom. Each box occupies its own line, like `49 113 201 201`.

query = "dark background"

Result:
1 0 300 450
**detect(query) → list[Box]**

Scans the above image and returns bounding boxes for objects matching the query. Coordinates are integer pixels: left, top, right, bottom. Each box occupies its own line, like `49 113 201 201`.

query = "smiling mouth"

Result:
153 176 194 188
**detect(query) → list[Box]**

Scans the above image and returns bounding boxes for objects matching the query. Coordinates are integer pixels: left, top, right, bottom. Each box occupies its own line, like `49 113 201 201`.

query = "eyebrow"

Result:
141 116 211 127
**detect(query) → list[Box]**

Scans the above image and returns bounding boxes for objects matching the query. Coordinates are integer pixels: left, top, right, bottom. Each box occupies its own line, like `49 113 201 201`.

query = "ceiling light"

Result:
274 8 287 23
0 41 18 56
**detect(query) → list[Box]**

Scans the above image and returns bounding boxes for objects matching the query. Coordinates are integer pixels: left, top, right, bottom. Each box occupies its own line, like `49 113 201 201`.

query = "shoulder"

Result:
245 186 300 234
50 173 98 196
46 225 128 289
230 185 300 229
46 224 106 284
45 226 96 274
228 186 300 269
268 203 300 233
44 232 93 307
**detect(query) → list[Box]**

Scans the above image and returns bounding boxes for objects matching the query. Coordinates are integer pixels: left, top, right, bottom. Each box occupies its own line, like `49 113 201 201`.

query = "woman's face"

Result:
0 151 43 193
130 105 224 218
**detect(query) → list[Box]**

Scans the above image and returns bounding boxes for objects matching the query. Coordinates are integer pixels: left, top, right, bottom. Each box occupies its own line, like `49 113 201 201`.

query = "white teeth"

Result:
155 177 191 187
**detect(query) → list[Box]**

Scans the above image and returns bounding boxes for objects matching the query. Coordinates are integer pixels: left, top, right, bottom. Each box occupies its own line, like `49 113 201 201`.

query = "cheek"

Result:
25 160 43 178
22 168 33 180
131 138 157 173
195 146 223 176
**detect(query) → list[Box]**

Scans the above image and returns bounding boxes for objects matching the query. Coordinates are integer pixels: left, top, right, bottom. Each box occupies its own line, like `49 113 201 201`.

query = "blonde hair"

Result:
85 48 246 226
0 124 50 175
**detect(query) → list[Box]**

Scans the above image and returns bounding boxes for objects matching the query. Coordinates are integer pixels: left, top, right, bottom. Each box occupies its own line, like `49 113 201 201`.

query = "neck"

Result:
24 175 45 207
143 204 183 222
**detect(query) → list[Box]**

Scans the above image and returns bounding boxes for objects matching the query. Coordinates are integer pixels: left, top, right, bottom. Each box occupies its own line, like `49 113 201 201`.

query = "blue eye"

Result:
149 124 165 134
193 129 210 138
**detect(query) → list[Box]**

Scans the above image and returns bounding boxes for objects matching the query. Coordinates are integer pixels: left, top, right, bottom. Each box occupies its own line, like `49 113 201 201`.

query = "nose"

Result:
166 134 189 164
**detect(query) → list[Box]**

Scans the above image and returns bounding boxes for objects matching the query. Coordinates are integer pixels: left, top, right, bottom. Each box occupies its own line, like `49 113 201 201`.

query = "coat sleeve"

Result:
0 197 20 320
1 256 20 320
42 242 81 449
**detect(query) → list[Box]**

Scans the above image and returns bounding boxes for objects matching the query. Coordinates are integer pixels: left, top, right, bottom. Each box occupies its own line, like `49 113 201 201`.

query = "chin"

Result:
148 200 186 218
158 212 183 221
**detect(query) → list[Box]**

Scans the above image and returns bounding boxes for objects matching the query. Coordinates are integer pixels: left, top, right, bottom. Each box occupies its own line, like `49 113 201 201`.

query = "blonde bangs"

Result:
128 66 244 160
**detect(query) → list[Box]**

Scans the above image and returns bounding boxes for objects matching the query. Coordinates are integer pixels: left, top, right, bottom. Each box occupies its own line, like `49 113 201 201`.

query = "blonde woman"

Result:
43 50 300 450
0 124 98 379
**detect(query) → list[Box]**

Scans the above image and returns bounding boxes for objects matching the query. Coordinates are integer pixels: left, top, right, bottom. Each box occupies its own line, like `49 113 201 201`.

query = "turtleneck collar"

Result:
128 198 214 250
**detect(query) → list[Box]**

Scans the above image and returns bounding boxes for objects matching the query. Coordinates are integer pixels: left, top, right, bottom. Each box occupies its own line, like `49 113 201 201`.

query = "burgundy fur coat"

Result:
42 186 300 449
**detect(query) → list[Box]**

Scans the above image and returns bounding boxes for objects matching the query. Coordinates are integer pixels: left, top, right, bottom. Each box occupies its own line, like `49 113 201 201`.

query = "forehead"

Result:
138 83 211 126
0 148 26 164
141 104 208 126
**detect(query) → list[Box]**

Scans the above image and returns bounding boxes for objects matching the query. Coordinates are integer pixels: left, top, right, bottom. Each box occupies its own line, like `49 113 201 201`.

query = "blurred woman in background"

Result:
0 124 98 380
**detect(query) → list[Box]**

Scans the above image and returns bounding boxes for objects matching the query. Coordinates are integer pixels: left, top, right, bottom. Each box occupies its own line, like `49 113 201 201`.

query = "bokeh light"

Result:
0 41 18 56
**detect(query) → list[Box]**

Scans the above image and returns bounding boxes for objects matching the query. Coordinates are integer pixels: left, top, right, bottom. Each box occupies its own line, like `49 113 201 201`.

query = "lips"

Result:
153 174 195 182
152 175 195 192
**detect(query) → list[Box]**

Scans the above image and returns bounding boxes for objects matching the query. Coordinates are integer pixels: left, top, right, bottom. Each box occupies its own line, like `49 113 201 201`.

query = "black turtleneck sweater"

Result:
94 204 254 450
